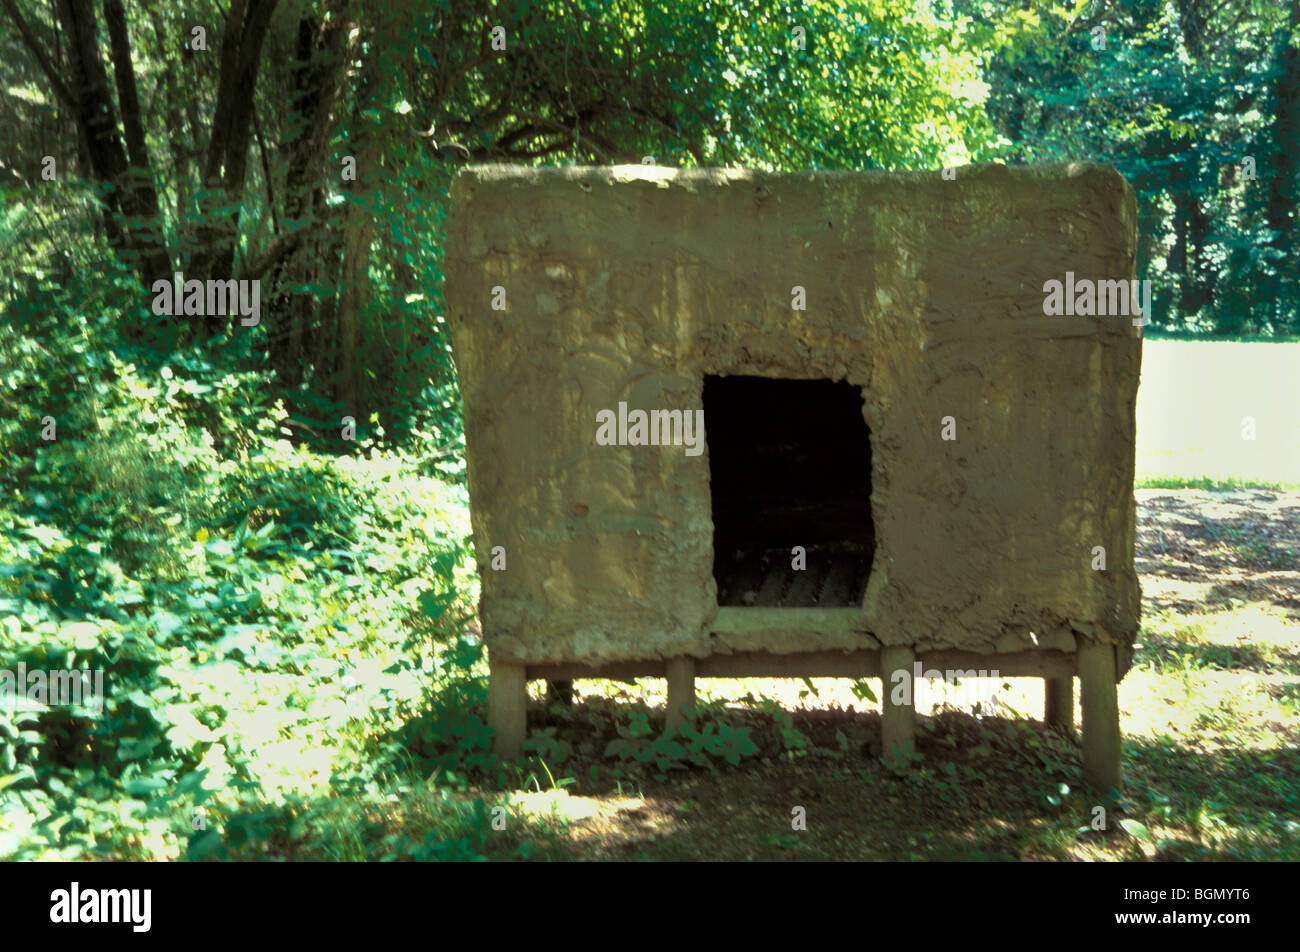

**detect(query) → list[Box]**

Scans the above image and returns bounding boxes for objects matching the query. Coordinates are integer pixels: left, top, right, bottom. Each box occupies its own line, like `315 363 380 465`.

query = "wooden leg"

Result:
546 679 574 707
880 646 916 759
489 655 527 760
1045 676 1075 735
1079 642 1121 794
665 657 696 730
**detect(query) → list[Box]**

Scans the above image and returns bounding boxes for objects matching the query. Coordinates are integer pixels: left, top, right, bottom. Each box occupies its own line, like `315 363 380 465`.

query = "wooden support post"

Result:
488 655 527 760
1045 676 1075 735
665 657 696 730
1079 641 1121 794
880 646 916 759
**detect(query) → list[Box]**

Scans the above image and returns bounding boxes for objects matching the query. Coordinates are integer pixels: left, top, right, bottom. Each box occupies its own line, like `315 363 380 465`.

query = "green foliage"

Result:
964 0 1300 334
0 255 482 859
603 710 760 777
525 727 573 765
737 690 814 757
383 637 500 783
850 678 878 703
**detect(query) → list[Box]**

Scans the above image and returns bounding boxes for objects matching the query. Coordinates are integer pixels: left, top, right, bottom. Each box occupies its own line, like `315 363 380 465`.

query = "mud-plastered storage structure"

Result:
445 163 1142 791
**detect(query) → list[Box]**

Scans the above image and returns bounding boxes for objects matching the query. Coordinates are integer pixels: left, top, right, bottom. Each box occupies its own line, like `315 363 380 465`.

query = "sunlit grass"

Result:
1136 473 1300 490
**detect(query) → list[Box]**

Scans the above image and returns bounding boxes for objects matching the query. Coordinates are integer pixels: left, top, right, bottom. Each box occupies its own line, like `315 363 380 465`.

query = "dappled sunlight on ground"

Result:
517 489 1299 860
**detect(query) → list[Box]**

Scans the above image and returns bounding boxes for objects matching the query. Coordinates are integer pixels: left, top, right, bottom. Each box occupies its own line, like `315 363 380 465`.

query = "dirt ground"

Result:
1135 489 1299 616
501 489 1300 861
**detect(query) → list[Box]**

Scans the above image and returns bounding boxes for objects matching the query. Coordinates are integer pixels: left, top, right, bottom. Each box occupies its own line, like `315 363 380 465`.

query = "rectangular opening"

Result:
704 376 875 607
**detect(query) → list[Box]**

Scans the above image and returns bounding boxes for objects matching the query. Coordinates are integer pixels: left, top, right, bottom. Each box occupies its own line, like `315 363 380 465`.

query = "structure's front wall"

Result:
445 164 1142 666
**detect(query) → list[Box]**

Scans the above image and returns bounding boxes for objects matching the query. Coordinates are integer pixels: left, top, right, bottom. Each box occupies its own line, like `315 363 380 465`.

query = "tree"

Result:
0 0 1013 436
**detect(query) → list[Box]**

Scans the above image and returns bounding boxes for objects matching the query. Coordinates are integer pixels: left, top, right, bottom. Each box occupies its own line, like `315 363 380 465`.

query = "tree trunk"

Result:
51 0 130 260
337 201 370 416
101 0 171 283
1170 184 1189 313
316 219 344 380
1186 189 1212 314
333 9 401 421
269 3 351 387
191 0 280 338
1266 3 1300 330
1172 0 1211 324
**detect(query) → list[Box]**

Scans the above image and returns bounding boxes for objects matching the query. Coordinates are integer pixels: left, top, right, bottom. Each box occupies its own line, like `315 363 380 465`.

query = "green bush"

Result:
0 256 481 859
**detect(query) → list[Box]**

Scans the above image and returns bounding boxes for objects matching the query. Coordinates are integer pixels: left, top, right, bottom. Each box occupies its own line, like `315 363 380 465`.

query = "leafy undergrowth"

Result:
0 279 515 860
0 422 492 859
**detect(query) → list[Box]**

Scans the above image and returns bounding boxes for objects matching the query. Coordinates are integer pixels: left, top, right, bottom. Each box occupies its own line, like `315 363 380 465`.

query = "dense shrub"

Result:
0 256 482 860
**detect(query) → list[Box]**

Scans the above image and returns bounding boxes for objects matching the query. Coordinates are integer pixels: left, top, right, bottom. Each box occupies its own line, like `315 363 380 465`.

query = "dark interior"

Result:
704 375 875 607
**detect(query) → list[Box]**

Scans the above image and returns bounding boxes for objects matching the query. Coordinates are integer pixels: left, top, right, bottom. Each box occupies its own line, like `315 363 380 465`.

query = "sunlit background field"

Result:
1136 340 1300 488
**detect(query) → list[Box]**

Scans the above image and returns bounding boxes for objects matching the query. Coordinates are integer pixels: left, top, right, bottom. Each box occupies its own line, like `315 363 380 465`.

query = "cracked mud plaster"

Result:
444 163 1142 669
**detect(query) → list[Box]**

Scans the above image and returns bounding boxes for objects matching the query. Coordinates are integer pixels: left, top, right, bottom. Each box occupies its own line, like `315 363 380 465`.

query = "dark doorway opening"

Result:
704 376 874 607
